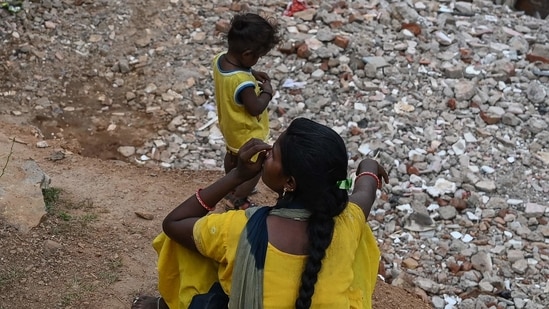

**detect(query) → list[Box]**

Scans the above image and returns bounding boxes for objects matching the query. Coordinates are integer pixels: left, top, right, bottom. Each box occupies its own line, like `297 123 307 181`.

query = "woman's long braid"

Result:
295 209 335 309
278 118 349 309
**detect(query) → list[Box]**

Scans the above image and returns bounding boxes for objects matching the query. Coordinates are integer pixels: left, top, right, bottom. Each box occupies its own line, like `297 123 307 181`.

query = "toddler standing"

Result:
212 13 280 209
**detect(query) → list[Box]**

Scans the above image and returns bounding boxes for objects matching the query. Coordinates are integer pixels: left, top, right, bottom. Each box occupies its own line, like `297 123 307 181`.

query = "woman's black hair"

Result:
227 13 280 56
276 118 349 309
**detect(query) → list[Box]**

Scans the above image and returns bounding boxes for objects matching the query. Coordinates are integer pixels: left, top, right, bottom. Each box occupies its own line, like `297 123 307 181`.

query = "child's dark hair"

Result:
227 13 280 56
276 118 349 309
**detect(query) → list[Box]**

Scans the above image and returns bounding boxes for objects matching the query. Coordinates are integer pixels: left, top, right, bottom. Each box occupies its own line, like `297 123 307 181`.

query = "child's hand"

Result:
252 70 270 83
259 80 273 95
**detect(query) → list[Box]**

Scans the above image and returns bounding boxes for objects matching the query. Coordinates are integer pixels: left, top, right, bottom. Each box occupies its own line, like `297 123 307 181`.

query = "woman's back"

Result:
267 215 308 255
193 202 379 308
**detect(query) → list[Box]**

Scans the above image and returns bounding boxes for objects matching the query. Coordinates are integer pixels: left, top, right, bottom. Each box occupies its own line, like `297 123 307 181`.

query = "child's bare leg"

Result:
223 150 260 209
233 173 261 200
223 151 237 174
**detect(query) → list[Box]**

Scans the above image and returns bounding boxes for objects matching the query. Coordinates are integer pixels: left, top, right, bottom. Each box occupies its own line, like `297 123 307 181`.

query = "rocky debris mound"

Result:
1 0 548 308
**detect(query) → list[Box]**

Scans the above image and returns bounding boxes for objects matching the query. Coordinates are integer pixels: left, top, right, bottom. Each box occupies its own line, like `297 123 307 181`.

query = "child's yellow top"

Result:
212 52 270 153
153 202 380 309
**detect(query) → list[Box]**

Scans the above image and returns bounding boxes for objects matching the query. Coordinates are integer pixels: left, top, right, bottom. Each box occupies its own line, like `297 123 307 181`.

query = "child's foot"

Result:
224 194 256 210
131 296 168 309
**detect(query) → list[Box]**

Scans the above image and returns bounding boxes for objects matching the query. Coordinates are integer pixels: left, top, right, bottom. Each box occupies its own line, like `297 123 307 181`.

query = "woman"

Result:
132 118 388 309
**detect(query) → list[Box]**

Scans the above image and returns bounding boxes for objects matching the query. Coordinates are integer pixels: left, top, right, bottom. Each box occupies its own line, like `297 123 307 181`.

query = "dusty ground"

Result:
0 119 433 308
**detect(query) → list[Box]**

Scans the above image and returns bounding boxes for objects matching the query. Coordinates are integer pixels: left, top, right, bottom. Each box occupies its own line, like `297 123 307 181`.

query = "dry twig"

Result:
0 137 15 178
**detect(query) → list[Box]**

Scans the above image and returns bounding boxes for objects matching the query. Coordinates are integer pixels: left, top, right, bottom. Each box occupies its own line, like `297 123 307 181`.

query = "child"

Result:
132 118 388 309
213 13 280 210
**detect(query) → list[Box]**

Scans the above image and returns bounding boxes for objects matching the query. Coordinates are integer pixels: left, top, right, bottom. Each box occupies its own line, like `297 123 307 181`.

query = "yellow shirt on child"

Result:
212 52 270 153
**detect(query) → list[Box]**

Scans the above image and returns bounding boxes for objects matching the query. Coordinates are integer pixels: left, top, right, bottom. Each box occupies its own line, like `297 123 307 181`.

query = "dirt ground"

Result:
0 119 433 308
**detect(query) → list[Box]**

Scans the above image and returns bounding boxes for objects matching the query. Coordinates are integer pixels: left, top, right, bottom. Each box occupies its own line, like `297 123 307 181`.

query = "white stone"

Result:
426 178 457 197
465 66 482 76
507 199 524 205
36 141 49 148
466 212 480 221
358 144 371 155
409 174 424 186
463 132 477 143
427 203 439 212
462 234 473 243
435 31 452 45
311 69 324 80
451 139 466 155
396 204 412 212
354 102 367 111
202 159 217 167
443 295 459 309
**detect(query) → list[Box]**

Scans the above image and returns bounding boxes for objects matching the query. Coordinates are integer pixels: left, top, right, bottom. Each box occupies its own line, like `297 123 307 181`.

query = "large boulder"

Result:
0 133 50 233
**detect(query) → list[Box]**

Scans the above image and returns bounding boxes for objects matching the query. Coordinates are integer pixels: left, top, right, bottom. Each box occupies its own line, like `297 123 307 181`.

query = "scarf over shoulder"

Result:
230 207 311 309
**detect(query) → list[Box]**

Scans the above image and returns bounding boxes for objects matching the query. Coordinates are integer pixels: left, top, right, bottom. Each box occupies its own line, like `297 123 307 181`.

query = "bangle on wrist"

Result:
195 189 215 211
260 90 272 100
355 172 381 189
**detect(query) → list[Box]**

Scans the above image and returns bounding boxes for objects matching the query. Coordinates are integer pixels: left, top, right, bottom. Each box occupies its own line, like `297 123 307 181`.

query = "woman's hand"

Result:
350 158 389 219
233 138 272 182
356 158 389 188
